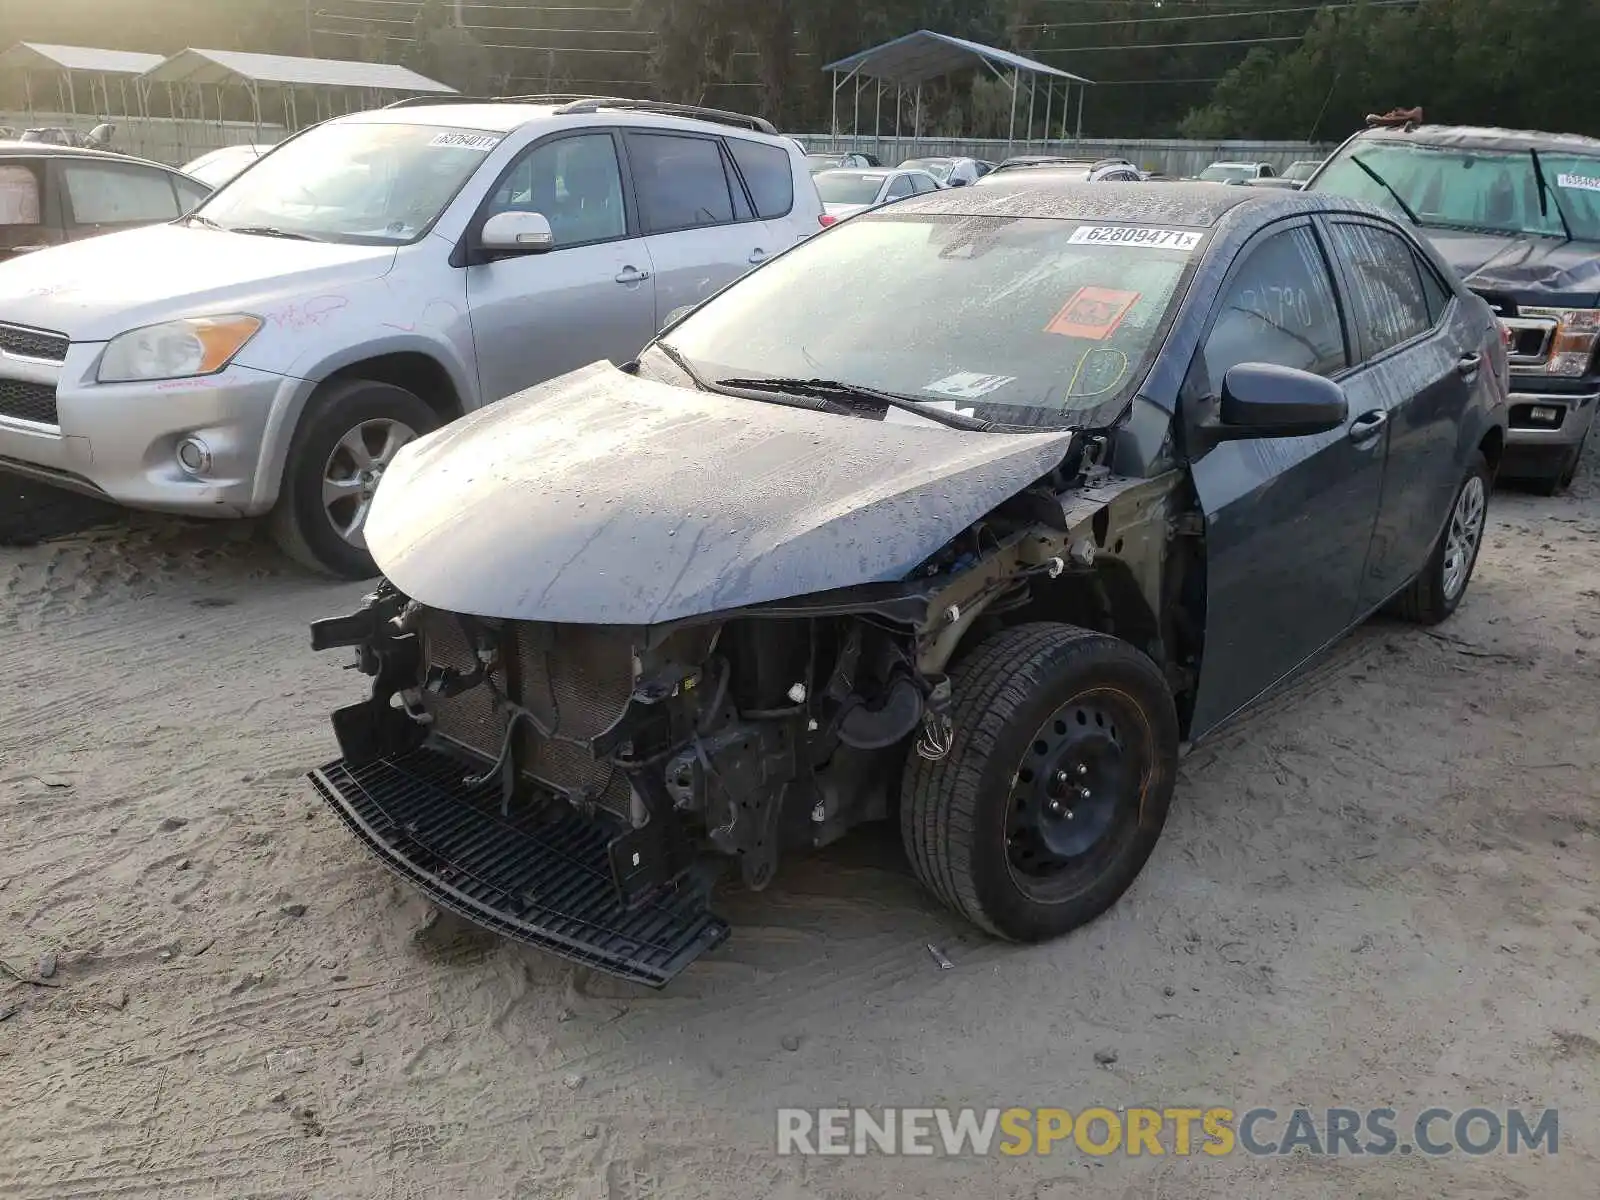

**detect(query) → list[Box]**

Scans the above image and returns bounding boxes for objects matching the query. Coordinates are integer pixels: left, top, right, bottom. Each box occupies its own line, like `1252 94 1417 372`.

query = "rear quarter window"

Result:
727 138 794 220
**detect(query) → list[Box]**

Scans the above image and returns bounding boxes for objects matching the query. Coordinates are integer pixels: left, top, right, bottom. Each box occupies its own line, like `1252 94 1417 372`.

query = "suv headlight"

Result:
98 315 263 383
1520 306 1600 377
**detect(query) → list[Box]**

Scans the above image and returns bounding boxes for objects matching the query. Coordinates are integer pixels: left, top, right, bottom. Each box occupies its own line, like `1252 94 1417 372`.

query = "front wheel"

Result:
901 623 1179 942
270 379 438 579
1391 451 1491 625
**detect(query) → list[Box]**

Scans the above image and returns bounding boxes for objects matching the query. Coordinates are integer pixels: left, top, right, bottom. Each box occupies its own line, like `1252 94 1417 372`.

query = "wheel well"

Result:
1479 425 1504 476
322 353 464 424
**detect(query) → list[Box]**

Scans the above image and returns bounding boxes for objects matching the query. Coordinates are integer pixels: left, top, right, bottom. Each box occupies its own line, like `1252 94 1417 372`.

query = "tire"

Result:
1527 428 1589 497
901 622 1179 942
270 379 438 579
1391 451 1491 625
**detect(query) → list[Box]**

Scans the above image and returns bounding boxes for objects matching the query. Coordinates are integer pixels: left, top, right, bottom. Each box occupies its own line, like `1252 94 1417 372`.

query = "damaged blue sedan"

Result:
306 182 1509 986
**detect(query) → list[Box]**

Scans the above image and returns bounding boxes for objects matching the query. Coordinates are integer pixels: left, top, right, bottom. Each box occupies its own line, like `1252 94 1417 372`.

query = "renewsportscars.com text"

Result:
776 1106 1559 1157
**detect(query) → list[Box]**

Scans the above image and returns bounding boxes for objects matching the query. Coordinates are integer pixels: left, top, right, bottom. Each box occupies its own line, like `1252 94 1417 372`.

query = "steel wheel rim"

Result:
1441 474 1485 601
1004 689 1146 893
322 418 417 549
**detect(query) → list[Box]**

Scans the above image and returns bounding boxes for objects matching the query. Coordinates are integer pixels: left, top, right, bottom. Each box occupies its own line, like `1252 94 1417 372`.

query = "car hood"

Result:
1421 227 1600 309
365 361 1076 625
0 223 397 341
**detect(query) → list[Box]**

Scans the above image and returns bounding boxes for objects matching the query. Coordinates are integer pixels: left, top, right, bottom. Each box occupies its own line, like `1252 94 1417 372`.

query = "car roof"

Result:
0 140 179 168
1206 161 1262 168
1353 123 1600 155
889 179 1367 228
340 102 791 145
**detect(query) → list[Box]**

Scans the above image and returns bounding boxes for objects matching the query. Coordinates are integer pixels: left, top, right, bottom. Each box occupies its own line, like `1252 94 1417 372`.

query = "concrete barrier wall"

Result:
1 111 287 167
798 134 1334 177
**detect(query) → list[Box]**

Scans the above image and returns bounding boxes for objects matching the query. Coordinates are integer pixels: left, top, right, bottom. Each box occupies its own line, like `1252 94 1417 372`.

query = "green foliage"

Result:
2 0 1592 140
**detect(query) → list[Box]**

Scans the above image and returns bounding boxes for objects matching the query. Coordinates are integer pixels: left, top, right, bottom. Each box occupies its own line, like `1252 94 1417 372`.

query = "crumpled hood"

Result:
1422 228 1600 308
0 223 396 341
365 362 1075 625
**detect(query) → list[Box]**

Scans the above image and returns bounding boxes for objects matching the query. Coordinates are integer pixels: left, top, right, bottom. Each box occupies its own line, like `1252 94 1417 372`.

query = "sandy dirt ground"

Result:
1 457 1596 1200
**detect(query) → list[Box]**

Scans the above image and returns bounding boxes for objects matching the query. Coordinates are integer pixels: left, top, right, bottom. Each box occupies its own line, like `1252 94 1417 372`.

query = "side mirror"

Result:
1218 362 1348 439
661 304 696 333
480 211 553 254
948 177 969 188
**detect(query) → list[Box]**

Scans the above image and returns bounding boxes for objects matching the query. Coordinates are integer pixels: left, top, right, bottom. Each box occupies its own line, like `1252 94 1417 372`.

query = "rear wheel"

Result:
1392 451 1490 625
901 623 1178 942
270 379 437 579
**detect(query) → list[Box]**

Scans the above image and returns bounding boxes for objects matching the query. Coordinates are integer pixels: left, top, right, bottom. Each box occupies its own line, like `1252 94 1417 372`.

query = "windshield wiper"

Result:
715 376 994 432
1349 154 1421 225
226 224 324 242
1529 148 1574 242
185 212 223 230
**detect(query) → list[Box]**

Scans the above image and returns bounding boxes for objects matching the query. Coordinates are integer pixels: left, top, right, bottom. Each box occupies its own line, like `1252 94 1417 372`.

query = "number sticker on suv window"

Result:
1068 225 1202 251
430 132 502 152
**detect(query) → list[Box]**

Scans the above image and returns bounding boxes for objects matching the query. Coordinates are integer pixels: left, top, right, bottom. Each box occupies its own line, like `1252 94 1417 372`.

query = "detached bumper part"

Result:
308 746 730 987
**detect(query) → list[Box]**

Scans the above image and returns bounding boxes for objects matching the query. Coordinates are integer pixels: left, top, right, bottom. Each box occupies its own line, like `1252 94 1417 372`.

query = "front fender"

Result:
250 327 481 513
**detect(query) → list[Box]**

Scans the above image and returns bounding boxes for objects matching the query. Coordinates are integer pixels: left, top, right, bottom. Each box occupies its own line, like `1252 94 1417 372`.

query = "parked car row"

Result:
10 94 1593 988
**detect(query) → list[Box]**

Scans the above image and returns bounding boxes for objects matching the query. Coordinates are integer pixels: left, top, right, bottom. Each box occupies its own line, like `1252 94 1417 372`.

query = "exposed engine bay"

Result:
308 435 1196 986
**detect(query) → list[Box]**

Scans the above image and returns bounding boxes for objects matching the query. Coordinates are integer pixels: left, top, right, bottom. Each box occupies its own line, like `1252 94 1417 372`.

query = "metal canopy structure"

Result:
0 42 165 121
822 30 1093 151
139 48 456 143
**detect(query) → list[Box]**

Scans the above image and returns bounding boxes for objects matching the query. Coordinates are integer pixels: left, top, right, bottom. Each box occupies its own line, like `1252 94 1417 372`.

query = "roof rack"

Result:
549 96 777 135
380 92 778 135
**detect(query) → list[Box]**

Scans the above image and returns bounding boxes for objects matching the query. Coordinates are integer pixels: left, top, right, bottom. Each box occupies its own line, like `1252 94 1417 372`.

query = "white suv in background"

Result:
0 97 826 577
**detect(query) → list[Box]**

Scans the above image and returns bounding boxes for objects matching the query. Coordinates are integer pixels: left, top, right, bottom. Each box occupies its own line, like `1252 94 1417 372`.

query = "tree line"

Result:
4 0 1596 141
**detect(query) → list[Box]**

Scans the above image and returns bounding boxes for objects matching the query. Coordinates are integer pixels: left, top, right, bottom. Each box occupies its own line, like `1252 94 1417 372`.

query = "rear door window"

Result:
60 161 181 228
726 137 794 219
1326 222 1434 358
625 132 735 234
1204 224 1349 384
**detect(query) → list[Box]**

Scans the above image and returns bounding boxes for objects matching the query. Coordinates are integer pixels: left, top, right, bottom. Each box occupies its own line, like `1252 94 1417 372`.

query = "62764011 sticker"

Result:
1044 286 1141 340
430 131 502 152
1067 225 1202 251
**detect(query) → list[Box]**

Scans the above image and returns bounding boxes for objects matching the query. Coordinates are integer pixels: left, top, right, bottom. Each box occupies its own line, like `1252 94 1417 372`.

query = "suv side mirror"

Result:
480 211 554 254
1218 362 1347 438
661 303 696 332
947 176 969 188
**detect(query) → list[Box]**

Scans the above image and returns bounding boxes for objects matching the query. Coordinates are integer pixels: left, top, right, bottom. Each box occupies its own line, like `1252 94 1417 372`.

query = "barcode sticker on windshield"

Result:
430 132 502 152
1069 225 1202 251
1556 172 1600 193
924 371 1016 399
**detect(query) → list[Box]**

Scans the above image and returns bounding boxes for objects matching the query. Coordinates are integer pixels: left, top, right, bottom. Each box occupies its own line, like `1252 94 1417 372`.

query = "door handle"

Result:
1456 352 1482 378
748 247 768 265
614 266 651 284
1348 409 1388 442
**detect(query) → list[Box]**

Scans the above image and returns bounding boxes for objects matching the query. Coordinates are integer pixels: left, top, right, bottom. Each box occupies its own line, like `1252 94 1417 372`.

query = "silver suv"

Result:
0 97 825 576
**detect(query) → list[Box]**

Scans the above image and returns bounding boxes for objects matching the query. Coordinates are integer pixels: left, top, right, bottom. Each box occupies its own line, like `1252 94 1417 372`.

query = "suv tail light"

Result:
818 213 838 228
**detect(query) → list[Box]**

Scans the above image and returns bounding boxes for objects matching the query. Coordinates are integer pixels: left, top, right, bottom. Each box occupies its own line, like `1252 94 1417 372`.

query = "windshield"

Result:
816 172 887 205
658 213 1198 429
1313 140 1600 240
903 158 954 181
192 121 499 244
1199 164 1254 183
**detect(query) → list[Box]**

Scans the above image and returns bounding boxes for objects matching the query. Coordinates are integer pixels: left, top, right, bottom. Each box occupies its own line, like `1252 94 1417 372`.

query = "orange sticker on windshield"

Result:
1045 286 1140 340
